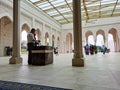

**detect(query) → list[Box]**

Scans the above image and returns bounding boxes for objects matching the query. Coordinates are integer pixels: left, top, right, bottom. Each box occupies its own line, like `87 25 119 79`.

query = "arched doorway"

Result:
96 30 105 46
108 28 119 52
66 33 72 53
57 37 61 53
45 32 49 46
85 31 93 45
96 34 104 46
88 35 95 45
0 16 13 56
108 34 114 52
21 31 27 52
36 29 41 40
52 35 55 47
21 23 30 54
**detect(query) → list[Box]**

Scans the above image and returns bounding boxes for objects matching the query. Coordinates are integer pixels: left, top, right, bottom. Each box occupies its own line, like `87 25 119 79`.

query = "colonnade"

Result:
9 0 84 66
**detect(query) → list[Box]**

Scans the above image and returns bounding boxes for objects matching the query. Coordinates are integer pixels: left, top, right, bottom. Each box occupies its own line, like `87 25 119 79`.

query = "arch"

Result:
57 36 61 53
66 33 72 53
108 34 115 52
1 16 12 25
36 28 41 40
96 29 105 43
85 31 93 44
52 34 55 47
45 32 49 45
21 31 27 41
0 16 13 56
21 24 30 51
21 31 27 52
21 23 30 32
108 28 117 41
96 34 104 46
0 13 12 22
88 35 95 45
108 28 119 52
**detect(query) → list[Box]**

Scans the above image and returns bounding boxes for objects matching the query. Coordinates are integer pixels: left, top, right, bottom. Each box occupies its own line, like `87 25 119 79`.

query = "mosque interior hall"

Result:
0 0 120 90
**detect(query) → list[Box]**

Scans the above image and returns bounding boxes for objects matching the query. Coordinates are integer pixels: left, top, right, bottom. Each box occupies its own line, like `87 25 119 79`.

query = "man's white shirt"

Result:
27 32 35 43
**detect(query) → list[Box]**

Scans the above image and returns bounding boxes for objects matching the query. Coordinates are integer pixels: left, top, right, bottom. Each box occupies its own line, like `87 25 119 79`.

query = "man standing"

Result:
27 28 39 64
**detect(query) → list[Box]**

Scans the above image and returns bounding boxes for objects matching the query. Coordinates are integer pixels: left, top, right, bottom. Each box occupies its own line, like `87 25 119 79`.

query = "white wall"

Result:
62 16 120 40
0 0 62 56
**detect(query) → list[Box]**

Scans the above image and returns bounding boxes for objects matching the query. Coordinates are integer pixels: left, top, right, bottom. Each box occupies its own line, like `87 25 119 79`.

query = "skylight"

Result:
28 0 120 24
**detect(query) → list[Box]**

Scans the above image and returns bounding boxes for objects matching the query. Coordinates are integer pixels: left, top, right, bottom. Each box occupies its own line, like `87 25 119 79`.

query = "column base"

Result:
9 56 23 64
72 58 84 67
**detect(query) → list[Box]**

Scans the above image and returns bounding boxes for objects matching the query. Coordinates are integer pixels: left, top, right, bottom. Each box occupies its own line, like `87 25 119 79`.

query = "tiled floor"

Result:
0 52 120 90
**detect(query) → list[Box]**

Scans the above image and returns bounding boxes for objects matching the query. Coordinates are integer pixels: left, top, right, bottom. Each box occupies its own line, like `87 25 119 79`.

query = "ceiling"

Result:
28 0 120 25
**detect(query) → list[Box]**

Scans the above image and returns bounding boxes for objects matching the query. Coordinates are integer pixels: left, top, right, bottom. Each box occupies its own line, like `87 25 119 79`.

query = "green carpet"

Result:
0 80 72 90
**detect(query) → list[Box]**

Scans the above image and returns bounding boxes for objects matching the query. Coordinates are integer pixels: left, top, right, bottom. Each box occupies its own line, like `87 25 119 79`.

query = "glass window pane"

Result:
29 0 40 3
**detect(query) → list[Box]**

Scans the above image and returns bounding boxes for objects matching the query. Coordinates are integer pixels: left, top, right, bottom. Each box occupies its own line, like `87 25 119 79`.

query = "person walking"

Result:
94 45 98 54
101 45 107 54
84 44 90 55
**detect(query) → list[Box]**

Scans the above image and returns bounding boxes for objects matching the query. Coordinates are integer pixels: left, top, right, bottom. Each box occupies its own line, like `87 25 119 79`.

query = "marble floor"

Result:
0 52 120 90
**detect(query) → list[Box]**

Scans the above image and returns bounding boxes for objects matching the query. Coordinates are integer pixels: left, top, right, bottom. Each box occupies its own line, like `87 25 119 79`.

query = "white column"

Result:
93 34 96 45
49 27 52 46
116 35 119 52
0 19 4 46
32 17 35 28
115 35 119 52
54 30 57 47
118 38 120 52
42 23 45 45
0 19 3 56
0 18 6 56
9 0 22 64
105 33 108 47
118 30 120 52
72 0 84 67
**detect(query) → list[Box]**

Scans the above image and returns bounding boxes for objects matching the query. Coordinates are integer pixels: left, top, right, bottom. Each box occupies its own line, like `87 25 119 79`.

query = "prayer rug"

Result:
0 80 72 90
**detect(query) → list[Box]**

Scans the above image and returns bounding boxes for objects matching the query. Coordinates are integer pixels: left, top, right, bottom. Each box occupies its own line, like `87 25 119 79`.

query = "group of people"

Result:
84 44 107 55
